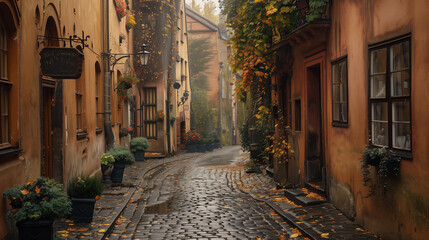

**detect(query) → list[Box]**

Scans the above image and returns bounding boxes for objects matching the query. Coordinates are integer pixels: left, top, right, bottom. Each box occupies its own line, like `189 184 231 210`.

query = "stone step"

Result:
284 189 307 200
295 196 326 206
305 181 326 198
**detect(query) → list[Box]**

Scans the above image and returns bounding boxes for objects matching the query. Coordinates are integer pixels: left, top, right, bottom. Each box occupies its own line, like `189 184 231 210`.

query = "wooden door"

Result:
306 64 323 183
42 87 53 178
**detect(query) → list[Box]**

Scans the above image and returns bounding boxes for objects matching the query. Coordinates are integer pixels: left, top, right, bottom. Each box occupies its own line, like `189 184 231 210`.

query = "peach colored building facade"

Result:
0 0 135 237
271 1 429 239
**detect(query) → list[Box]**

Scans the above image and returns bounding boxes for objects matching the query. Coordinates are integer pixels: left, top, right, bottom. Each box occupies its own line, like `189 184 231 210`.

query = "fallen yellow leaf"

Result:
321 233 329 238
290 233 299 238
21 189 29 195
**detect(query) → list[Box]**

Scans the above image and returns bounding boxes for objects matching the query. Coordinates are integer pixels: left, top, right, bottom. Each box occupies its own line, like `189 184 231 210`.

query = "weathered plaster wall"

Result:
325 0 429 239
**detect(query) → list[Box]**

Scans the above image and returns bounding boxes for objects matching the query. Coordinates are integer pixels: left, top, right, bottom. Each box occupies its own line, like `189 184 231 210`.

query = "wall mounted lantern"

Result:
177 90 189 107
105 44 150 68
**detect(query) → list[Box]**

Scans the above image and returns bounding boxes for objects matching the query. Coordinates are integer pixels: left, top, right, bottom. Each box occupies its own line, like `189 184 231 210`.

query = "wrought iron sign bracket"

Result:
37 31 90 49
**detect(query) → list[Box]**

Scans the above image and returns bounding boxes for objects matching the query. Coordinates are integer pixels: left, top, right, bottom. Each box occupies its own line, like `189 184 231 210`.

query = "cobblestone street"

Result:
108 146 298 240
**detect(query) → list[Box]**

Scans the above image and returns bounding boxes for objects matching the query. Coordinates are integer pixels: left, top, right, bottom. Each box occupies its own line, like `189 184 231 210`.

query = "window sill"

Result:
393 149 412 160
77 132 88 140
332 122 348 128
0 148 22 158
96 128 103 135
370 144 412 160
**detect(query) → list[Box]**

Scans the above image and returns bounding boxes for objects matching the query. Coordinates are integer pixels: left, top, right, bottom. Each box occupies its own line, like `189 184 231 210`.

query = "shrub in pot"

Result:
185 130 201 153
211 132 221 149
68 175 103 222
101 153 115 183
130 137 150 161
3 177 71 240
107 146 135 183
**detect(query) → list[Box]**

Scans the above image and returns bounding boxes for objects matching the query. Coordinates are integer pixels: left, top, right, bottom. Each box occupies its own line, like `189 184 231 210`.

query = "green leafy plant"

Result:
361 146 401 199
130 137 150 153
3 177 71 222
239 120 250 152
116 73 138 98
68 175 103 199
119 126 133 137
107 146 135 165
101 153 115 165
211 132 220 143
184 130 201 145
154 111 165 121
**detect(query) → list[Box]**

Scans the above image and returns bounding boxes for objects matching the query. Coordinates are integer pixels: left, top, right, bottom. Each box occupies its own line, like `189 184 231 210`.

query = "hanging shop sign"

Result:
40 47 84 79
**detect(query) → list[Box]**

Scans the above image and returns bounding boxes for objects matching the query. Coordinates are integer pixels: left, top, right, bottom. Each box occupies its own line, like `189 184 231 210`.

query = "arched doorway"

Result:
41 16 63 182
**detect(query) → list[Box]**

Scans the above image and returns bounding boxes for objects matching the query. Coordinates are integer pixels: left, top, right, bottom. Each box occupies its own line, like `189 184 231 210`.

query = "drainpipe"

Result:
103 0 114 150
218 63 223 139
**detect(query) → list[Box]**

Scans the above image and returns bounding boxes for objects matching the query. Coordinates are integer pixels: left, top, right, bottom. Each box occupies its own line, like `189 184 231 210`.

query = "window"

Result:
369 36 411 152
75 50 86 136
143 88 157 138
294 99 301 131
0 21 10 146
95 62 103 132
332 56 348 126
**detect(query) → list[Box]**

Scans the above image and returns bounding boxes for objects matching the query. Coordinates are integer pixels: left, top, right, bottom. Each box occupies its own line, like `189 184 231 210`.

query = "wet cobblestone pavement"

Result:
132 168 292 239
105 147 301 240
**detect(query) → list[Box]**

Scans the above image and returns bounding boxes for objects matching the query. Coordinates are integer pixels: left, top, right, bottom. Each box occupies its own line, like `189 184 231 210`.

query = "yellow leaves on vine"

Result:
266 4 278 15
35 186 41 194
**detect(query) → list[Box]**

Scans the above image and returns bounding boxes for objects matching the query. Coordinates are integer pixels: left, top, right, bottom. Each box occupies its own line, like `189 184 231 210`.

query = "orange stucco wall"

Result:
0 0 133 238
277 1 429 239
326 1 429 239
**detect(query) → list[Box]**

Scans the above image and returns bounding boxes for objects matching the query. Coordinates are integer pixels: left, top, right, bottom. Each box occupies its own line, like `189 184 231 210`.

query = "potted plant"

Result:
130 137 150 161
184 130 201 153
361 145 401 198
154 111 165 122
3 177 71 240
114 0 127 19
211 132 221 149
116 73 138 99
126 14 136 31
107 146 135 183
68 175 103 223
101 153 115 183
119 33 126 44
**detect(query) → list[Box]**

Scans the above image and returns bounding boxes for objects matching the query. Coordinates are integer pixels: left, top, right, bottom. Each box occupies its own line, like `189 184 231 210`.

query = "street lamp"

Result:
177 90 189 107
106 44 151 68
138 44 150 66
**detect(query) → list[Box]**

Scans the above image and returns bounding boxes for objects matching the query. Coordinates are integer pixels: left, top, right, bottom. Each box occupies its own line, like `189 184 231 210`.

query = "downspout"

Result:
103 0 114 150
218 62 223 139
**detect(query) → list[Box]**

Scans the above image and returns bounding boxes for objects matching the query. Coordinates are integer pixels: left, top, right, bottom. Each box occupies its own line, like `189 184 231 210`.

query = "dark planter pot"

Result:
187 144 197 153
134 150 146 161
101 164 113 184
366 156 381 167
214 142 221 149
71 198 96 223
197 144 206 152
111 163 126 183
207 143 214 152
17 219 53 240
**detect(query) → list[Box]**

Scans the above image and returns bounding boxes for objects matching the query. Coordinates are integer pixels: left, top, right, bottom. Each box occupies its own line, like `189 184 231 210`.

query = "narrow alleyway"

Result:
105 146 302 240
